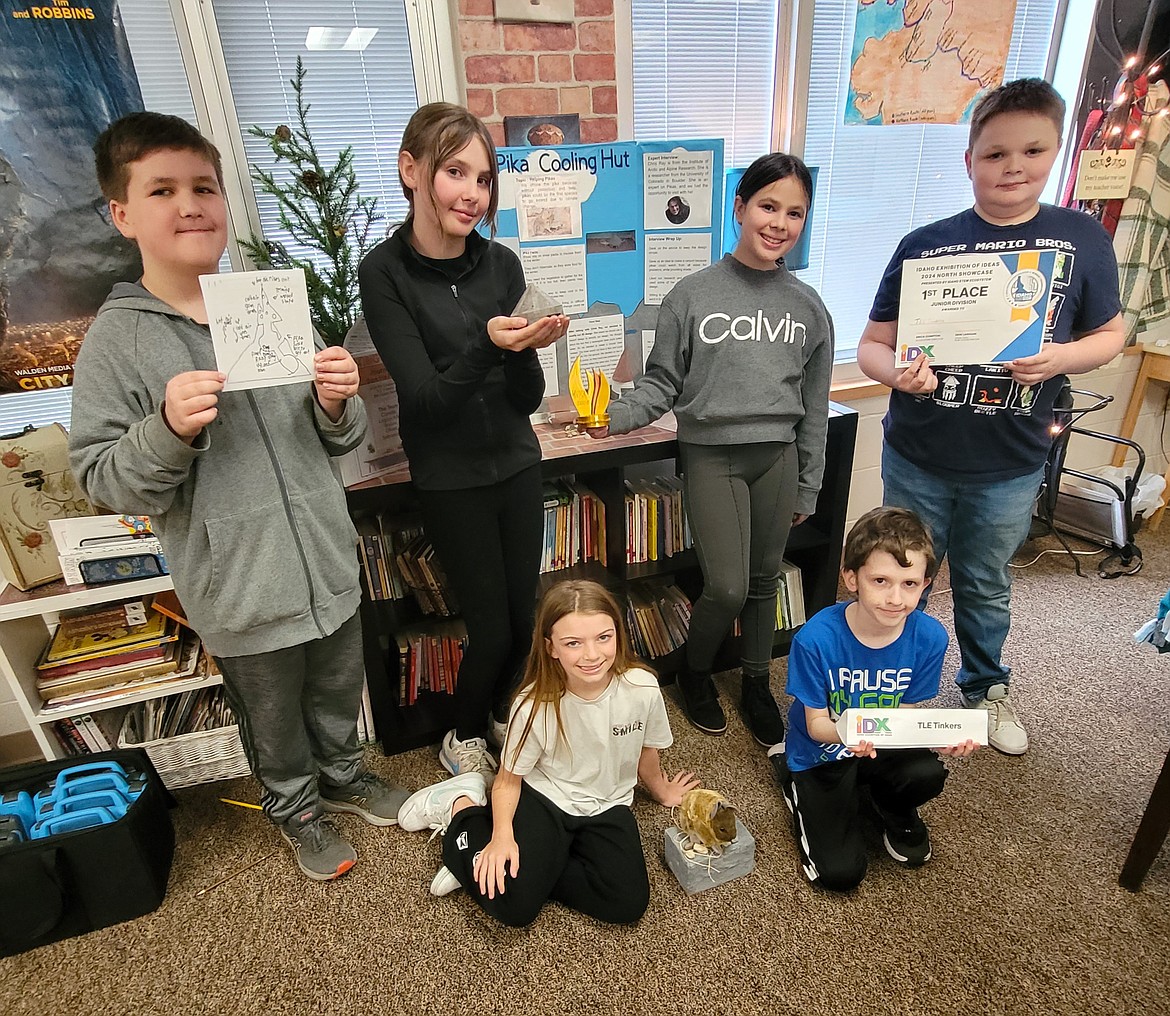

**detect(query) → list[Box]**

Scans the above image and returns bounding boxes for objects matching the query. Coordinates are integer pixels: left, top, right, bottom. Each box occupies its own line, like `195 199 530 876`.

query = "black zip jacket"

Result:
358 225 544 490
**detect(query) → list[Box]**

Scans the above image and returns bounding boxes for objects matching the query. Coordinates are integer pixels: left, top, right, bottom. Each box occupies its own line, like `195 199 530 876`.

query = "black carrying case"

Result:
0 747 175 957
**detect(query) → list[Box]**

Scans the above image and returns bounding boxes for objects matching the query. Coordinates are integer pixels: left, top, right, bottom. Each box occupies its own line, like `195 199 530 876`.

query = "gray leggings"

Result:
680 441 798 676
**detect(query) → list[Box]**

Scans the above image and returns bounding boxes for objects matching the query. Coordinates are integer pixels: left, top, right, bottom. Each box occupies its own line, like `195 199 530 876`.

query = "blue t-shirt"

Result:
784 602 947 773
870 206 1121 481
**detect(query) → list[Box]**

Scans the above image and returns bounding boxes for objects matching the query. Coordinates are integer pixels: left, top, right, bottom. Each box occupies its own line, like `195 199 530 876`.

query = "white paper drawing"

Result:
200 270 316 391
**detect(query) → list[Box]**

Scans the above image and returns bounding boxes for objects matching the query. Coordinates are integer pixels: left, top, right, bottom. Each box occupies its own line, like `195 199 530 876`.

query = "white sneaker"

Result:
965 683 1028 755
396 772 488 835
430 864 462 897
440 730 499 785
486 715 508 752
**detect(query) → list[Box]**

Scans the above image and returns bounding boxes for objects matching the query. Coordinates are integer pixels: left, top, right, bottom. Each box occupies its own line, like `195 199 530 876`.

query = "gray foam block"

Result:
664 816 756 894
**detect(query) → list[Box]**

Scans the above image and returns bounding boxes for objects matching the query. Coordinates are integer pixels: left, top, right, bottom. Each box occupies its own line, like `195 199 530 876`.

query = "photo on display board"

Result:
503 114 582 148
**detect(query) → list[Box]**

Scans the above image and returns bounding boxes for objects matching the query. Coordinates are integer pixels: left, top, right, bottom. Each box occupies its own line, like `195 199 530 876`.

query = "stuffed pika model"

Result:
676 788 737 855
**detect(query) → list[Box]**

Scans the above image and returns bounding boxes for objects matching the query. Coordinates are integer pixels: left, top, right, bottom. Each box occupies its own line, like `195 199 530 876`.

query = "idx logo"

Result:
856 716 891 734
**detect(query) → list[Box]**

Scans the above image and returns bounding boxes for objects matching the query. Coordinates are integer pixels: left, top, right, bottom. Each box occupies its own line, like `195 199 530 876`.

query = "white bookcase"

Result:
0 574 224 760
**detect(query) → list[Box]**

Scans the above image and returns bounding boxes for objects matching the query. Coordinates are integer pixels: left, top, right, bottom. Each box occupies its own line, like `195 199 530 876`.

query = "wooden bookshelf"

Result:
347 405 858 757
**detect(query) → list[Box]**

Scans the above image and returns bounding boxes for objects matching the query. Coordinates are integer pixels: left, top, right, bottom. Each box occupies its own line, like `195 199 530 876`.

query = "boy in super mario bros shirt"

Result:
773 508 978 892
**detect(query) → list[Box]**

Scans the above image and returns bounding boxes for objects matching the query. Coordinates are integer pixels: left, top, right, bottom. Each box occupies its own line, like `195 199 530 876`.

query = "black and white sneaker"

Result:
874 804 932 867
768 744 796 815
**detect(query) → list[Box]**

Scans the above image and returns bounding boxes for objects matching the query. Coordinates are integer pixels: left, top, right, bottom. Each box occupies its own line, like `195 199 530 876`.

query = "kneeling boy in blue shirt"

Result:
773 507 978 892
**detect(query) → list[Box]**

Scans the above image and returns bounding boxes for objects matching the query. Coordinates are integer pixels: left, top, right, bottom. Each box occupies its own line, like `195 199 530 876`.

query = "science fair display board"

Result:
491 139 724 405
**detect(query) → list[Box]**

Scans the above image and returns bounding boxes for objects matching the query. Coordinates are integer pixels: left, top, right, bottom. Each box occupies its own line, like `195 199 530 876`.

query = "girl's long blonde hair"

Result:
505 580 642 770
398 102 500 237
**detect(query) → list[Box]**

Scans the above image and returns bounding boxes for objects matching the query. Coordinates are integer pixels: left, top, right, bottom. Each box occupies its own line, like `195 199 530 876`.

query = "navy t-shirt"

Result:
784 602 946 773
870 206 1121 481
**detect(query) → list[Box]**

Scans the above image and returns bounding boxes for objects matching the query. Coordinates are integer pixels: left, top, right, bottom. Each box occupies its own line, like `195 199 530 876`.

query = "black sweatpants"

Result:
442 783 650 927
789 749 947 892
680 441 799 677
416 465 543 740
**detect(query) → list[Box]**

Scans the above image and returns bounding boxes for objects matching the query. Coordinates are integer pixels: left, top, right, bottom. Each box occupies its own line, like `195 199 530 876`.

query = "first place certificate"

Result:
896 250 1058 367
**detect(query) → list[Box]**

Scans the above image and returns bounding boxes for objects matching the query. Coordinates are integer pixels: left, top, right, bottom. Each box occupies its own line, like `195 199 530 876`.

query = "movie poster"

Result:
0 1 144 393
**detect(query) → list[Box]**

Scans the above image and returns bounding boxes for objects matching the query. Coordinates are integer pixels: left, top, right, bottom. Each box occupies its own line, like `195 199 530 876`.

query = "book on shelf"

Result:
395 620 466 706
776 560 806 630
39 631 204 710
624 477 691 564
122 684 236 744
52 718 90 756
625 582 692 660
539 479 606 573
40 604 176 669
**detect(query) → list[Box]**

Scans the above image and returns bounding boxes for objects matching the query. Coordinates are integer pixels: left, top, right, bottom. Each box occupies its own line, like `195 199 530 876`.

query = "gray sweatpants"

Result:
217 610 366 825
680 441 798 677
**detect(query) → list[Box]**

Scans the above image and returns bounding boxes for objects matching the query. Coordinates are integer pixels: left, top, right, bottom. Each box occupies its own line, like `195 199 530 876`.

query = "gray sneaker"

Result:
279 810 357 881
965 683 1028 755
321 772 411 827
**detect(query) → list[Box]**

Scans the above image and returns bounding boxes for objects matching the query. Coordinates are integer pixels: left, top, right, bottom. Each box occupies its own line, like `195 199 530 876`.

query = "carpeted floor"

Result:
5 526 1170 1016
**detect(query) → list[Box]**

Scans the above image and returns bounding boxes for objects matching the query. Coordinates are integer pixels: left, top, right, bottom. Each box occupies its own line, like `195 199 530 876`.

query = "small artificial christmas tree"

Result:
239 57 381 346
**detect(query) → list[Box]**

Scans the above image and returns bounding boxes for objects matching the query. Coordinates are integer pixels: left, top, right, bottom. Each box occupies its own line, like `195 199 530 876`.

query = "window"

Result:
626 0 1084 366
0 0 454 434
630 0 780 168
796 0 1065 362
210 0 423 265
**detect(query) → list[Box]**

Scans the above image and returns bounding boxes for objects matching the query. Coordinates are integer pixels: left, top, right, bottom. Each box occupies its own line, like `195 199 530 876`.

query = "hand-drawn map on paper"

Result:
846 0 1018 126
200 269 315 390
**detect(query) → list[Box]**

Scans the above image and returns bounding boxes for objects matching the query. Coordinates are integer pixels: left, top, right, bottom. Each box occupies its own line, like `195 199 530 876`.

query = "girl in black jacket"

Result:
359 103 568 780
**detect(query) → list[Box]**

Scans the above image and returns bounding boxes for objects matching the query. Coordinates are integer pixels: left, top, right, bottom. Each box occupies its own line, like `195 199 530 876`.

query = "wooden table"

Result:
1112 348 1170 530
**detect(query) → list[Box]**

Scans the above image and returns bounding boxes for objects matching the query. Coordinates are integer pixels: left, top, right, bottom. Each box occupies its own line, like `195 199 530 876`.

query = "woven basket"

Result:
118 712 251 790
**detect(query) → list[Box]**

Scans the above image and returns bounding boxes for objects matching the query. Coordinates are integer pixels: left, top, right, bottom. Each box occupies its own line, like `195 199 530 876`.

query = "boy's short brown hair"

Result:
968 78 1066 150
94 111 224 203
843 506 937 578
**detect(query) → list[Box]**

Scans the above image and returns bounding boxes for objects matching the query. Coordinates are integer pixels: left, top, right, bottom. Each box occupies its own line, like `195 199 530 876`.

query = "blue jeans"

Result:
881 444 1043 701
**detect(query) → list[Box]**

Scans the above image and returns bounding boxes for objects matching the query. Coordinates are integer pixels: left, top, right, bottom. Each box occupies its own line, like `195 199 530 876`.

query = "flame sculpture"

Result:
567 355 611 429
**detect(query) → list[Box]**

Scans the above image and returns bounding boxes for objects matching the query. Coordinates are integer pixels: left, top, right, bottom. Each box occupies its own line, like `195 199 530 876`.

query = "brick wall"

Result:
458 0 618 148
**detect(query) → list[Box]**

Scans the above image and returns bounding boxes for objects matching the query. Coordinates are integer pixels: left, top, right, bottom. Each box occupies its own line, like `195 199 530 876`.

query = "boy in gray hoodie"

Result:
69 112 408 881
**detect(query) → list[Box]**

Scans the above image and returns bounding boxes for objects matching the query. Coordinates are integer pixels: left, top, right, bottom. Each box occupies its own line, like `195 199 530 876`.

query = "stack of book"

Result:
395 621 466 705
776 560 807 629
626 582 692 660
35 599 201 712
121 685 235 745
51 713 118 756
394 534 457 617
625 476 691 564
356 514 425 602
541 479 607 573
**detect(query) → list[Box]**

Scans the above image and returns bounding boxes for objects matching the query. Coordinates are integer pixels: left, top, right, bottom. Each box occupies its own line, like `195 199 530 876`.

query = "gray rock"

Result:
664 816 756 894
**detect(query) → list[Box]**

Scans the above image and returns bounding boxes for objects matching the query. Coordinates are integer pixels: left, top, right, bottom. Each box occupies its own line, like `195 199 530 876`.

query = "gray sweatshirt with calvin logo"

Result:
608 255 834 514
68 282 367 657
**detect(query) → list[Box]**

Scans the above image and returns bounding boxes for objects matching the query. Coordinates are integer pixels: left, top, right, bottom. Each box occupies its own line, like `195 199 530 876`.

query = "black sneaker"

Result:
768 745 795 814
873 803 932 867
741 672 786 747
675 665 727 735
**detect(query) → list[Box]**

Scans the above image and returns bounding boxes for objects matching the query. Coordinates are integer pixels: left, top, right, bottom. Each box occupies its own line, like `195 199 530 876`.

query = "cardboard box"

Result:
0 424 93 590
837 708 988 749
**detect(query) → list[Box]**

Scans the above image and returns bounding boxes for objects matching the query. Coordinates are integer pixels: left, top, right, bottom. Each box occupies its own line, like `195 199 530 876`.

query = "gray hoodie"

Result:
608 255 834 515
68 282 367 657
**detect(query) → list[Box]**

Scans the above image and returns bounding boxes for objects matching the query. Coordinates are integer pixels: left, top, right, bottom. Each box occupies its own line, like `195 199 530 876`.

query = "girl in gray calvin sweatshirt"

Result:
602 152 833 746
